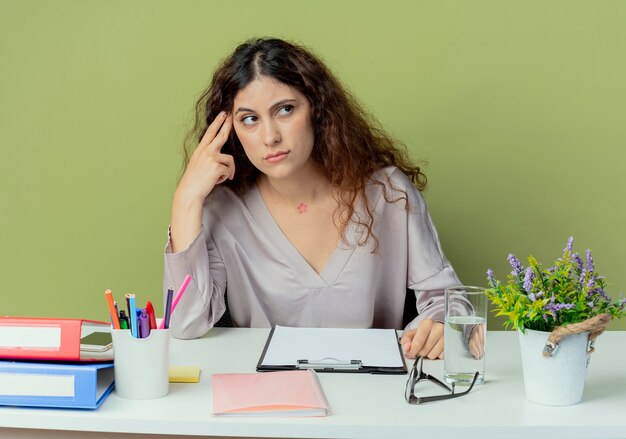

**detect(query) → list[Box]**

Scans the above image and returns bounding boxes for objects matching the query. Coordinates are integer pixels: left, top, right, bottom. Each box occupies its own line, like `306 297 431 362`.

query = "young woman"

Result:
164 38 461 360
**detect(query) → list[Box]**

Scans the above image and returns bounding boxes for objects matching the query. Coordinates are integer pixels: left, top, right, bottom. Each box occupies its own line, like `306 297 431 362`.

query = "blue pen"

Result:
127 294 138 338
135 309 142 336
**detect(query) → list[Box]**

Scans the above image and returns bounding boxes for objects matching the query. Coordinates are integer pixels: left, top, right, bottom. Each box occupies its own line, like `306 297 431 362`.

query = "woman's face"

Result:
232 76 316 181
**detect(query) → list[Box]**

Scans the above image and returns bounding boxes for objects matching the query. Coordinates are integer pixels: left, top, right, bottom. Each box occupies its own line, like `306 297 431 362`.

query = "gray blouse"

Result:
164 166 461 339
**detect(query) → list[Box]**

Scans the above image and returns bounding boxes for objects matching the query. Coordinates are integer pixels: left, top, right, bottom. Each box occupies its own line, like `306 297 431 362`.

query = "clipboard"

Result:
256 326 408 374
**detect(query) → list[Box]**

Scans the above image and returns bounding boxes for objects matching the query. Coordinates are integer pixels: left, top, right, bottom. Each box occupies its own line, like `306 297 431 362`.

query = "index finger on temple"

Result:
199 111 227 147
208 114 233 153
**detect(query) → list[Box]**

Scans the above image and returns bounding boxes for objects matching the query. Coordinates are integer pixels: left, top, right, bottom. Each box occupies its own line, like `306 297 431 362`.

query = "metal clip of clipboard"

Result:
296 357 362 370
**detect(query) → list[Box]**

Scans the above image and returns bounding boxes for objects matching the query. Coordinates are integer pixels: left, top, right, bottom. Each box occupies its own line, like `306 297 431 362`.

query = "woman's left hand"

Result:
400 318 444 360
468 324 485 359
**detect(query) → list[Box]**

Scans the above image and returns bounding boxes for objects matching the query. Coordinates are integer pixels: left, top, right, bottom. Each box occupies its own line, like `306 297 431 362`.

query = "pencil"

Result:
104 290 121 330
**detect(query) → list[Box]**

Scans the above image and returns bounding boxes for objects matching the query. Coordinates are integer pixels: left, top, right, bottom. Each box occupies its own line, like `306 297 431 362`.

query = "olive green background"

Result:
1 0 624 329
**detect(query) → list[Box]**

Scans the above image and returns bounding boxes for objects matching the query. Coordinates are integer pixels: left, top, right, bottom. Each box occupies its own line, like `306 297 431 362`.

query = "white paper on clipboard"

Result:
260 325 405 369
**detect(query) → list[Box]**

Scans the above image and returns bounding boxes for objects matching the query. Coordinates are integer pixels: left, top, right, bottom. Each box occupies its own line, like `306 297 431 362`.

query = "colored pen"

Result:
104 290 121 330
160 287 174 330
125 294 132 322
146 301 157 329
170 275 192 316
118 310 130 329
127 293 138 338
138 308 150 338
112 300 118 329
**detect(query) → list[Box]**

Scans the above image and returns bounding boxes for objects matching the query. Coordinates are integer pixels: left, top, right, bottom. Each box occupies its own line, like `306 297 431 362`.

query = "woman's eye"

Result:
241 115 257 126
277 105 294 116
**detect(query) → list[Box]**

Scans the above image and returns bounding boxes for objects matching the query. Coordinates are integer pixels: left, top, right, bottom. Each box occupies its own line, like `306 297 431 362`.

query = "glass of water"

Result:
444 286 487 386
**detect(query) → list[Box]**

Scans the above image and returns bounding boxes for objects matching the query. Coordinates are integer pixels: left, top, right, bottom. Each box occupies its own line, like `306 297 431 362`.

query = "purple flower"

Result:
591 278 610 301
529 293 536 302
587 286 610 301
542 313 549 322
587 301 595 308
523 267 535 293
564 236 574 254
586 249 595 273
596 287 611 302
487 269 495 285
579 269 587 287
554 303 576 311
572 253 584 271
621 298 626 310
587 276 596 290
543 293 576 319
508 254 523 277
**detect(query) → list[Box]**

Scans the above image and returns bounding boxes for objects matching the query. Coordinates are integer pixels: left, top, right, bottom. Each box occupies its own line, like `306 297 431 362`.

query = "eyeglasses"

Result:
404 356 478 404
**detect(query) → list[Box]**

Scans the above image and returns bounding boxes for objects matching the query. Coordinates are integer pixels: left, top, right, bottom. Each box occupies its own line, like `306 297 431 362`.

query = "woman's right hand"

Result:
175 111 235 204
170 112 234 253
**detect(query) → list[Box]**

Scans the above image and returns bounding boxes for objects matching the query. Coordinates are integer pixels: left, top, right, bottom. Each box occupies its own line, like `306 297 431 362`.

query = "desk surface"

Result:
1 329 626 439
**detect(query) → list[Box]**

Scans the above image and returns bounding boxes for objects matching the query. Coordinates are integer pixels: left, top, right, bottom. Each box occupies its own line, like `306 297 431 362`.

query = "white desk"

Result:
1 329 625 439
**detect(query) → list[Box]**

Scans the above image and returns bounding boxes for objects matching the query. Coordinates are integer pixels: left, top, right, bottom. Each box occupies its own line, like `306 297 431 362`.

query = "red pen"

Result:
146 301 157 330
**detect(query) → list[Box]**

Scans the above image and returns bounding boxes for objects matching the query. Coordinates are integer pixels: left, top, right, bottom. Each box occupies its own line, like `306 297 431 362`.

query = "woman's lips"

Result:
264 151 289 163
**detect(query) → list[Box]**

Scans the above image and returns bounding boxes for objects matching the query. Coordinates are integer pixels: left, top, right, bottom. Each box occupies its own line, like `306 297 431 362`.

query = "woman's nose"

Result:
262 121 282 146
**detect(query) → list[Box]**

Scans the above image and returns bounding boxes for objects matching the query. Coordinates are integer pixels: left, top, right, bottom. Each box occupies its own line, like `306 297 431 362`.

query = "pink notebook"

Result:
211 369 329 417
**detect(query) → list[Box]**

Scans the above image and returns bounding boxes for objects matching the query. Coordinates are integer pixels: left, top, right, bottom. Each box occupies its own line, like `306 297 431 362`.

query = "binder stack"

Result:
0 317 115 409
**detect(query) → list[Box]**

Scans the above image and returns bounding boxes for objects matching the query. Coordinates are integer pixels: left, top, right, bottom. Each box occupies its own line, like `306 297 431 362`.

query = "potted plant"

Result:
485 237 625 405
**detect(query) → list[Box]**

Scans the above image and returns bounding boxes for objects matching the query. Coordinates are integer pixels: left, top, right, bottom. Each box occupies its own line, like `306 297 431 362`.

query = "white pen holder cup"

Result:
111 329 170 399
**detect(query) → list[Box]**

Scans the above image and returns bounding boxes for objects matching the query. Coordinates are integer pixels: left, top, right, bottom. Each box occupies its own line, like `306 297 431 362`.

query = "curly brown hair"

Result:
182 37 427 248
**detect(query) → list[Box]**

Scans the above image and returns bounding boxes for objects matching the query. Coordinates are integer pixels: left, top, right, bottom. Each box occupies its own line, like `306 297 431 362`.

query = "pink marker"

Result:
171 275 192 315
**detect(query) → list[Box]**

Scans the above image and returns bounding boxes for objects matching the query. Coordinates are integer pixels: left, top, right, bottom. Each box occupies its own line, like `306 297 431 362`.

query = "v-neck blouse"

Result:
164 166 460 339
